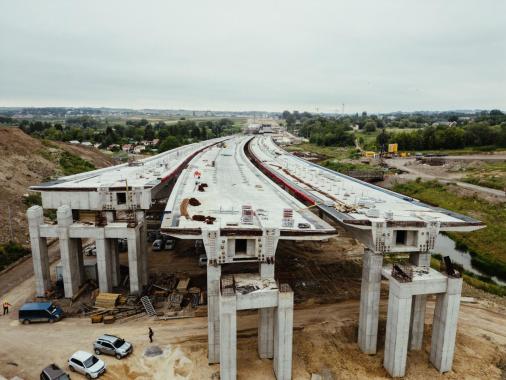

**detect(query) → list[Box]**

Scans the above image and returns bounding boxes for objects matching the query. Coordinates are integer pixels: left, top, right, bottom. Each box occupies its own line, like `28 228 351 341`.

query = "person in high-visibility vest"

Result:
3 300 12 315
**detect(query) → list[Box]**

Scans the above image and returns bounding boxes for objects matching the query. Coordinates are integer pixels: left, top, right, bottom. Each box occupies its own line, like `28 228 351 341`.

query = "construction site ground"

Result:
1 233 506 379
385 157 506 201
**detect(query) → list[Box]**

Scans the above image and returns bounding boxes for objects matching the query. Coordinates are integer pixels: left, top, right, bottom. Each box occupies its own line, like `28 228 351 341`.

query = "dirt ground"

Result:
1 237 506 379
0 127 114 244
0 127 113 244
385 157 506 201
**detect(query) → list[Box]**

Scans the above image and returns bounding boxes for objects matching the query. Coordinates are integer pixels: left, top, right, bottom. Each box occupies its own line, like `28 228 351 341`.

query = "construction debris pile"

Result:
143 273 207 320
77 273 207 324
83 292 143 324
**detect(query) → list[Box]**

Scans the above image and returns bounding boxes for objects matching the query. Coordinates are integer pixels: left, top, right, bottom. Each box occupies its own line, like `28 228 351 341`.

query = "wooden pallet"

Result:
95 292 121 308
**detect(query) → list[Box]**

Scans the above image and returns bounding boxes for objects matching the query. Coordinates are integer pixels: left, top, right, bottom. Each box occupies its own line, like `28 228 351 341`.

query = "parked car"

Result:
68 351 105 379
147 231 157 242
164 238 176 250
19 302 63 324
93 334 133 359
152 239 163 251
40 364 70 380
117 239 128 252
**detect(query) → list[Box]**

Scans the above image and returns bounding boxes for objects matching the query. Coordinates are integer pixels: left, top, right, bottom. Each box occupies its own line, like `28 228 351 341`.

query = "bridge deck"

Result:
248 136 483 232
161 136 335 238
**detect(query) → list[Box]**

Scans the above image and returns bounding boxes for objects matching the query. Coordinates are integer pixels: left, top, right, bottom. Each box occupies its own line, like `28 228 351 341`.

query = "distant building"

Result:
431 121 457 127
259 124 273 134
247 124 261 134
133 145 146 154
107 144 120 151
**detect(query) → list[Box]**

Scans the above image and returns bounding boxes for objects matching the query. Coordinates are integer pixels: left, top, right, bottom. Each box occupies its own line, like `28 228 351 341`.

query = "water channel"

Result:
434 234 506 286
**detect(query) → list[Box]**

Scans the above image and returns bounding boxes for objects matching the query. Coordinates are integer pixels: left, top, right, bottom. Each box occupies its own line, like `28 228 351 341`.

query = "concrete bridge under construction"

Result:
27 134 484 379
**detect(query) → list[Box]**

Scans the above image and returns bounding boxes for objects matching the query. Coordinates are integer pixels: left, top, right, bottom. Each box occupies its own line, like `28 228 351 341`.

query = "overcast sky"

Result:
0 1 505 113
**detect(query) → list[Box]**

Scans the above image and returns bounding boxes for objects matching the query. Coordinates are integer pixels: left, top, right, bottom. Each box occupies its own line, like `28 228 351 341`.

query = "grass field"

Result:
285 143 357 160
410 147 506 155
392 180 506 282
461 161 506 190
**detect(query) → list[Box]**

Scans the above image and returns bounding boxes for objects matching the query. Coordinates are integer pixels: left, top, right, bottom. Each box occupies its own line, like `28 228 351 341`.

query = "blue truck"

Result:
19 302 63 324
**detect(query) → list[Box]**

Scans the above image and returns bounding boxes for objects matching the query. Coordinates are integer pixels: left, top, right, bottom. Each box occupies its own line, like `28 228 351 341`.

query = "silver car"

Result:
68 351 105 379
93 334 132 359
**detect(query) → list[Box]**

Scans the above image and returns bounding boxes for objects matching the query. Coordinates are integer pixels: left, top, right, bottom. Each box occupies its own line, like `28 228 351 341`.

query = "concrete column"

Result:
219 291 237 380
110 239 121 287
76 238 85 285
95 230 112 293
57 205 81 298
430 277 463 373
260 262 275 279
383 281 413 378
207 264 222 363
127 227 142 294
358 249 383 354
258 307 274 359
136 211 148 287
409 252 430 267
140 222 148 286
408 252 430 350
27 206 51 297
274 285 294 380
105 211 115 223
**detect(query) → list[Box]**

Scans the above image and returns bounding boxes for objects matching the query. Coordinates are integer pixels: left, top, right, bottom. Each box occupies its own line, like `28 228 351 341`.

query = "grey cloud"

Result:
0 0 505 112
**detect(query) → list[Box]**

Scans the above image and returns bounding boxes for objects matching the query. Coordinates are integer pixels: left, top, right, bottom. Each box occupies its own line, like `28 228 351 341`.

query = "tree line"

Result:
281 109 506 151
9 117 241 152
379 123 506 151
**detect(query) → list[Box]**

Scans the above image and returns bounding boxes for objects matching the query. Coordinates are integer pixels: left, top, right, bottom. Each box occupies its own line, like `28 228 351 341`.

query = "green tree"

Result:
144 124 155 140
159 136 181 152
376 129 389 149
364 120 377 132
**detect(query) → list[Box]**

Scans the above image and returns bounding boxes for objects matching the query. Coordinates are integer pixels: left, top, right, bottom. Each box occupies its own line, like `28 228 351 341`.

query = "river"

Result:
434 234 506 286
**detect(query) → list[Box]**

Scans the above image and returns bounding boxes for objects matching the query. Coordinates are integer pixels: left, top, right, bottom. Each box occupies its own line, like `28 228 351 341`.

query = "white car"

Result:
68 351 106 379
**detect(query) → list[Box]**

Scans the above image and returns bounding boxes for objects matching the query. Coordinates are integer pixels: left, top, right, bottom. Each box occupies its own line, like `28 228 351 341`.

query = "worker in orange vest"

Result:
3 300 12 315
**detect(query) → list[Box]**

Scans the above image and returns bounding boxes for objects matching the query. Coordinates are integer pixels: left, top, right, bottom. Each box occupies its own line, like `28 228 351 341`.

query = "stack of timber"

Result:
85 292 143 324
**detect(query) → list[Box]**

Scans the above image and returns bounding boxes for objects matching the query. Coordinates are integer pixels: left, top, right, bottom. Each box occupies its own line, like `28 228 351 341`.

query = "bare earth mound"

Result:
0 127 114 244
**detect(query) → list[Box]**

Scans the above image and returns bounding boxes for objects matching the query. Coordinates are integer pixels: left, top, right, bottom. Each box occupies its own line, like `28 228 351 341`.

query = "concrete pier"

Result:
110 239 121 287
384 280 413 377
95 230 112 293
260 262 275 279
219 288 237 380
430 277 463 373
381 264 463 377
27 206 50 297
136 211 149 288
207 264 222 363
127 227 142 294
409 253 430 350
57 205 83 298
258 307 274 359
274 285 294 380
358 249 383 354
